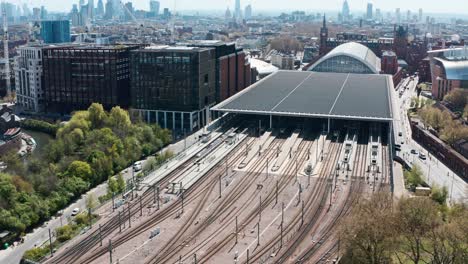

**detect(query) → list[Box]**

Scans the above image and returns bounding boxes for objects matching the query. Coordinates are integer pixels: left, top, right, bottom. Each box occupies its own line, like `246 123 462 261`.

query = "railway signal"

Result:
128 205 131 228
118 211 122 233
257 222 260 246
99 224 103 246
139 196 143 216
235 216 238 244
275 180 279 205
157 186 160 210
301 201 304 227
108 239 113 263
219 174 222 199
112 192 115 212
259 195 262 222
48 228 53 257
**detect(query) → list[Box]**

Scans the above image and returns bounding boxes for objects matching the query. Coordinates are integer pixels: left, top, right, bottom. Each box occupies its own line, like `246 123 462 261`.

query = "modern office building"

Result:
14 45 46 112
309 42 381 74
186 40 251 103
428 47 468 100
342 1 350 22
40 20 70 43
234 0 241 20
42 44 140 113
130 46 216 132
149 0 160 17
366 2 373 20
244 4 252 20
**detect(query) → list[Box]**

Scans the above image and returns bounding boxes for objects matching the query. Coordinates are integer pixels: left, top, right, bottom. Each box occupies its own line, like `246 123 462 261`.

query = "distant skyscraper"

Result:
105 0 113 19
225 7 232 21
149 1 160 17
234 0 241 20
40 6 47 19
419 8 423 22
406 10 411 21
366 2 373 20
124 2 133 21
395 8 401 23
342 0 350 22
79 0 85 11
88 0 94 20
22 4 30 17
244 4 252 20
375 8 381 21
71 4 82 26
40 20 70 43
96 0 104 17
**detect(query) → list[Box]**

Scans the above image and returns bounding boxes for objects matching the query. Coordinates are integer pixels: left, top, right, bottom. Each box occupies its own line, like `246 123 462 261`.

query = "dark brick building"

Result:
42 44 140 113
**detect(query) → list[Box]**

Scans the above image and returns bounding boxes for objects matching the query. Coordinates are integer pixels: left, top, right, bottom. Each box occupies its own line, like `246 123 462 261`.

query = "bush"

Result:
431 185 448 205
56 225 74 242
21 119 59 136
23 245 50 261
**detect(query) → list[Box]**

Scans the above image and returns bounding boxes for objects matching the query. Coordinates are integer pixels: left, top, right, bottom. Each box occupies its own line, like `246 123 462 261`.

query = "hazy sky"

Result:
22 0 468 15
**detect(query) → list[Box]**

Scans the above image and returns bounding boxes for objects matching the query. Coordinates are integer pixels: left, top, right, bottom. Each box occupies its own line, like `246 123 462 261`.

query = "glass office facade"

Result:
43 45 139 113
311 55 375 74
130 48 216 112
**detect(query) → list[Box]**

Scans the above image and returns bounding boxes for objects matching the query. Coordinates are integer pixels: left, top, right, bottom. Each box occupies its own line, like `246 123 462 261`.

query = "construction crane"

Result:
1 1 11 98
119 1 144 40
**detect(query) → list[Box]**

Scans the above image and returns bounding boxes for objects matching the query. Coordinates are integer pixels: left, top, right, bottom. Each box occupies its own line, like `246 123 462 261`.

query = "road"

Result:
392 76 467 203
0 128 206 264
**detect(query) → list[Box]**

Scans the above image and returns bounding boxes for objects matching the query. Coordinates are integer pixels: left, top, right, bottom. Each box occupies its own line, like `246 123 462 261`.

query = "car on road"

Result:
394 144 401 151
411 149 418 155
71 208 80 216
419 153 427 160
133 161 142 171
398 132 402 137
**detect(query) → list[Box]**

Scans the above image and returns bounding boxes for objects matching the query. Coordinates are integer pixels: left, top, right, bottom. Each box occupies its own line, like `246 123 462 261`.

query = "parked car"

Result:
133 161 142 171
71 208 80 216
411 149 418 155
419 153 427 160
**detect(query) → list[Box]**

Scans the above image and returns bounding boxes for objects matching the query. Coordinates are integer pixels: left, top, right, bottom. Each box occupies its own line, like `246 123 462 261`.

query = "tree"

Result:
339 192 396 264
86 193 97 210
88 103 108 129
440 119 468 145
395 197 439 264
404 165 424 191
463 104 468 119
418 107 450 132
269 35 303 53
109 106 131 137
116 173 126 193
443 88 468 110
67 161 93 181
107 177 118 195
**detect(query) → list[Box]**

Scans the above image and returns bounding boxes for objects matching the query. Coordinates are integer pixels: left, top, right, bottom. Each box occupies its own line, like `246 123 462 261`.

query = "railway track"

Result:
147 137 288 263
268 135 345 264
191 137 316 264
295 133 369 264
52 128 253 264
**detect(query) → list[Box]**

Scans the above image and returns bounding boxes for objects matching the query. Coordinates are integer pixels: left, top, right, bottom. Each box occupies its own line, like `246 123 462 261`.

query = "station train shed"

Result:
212 70 395 133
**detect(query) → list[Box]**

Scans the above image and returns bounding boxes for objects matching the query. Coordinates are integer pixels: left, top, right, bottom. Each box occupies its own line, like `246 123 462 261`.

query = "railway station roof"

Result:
212 71 394 122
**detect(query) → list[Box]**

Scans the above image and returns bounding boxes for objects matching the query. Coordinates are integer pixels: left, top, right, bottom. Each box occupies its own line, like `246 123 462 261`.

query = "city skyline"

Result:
11 0 468 15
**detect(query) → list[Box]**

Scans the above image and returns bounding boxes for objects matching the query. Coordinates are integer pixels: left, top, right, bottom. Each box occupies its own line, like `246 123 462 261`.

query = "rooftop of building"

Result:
141 45 212 53
212 71 393 122
309 42 382 74
429 47 468 80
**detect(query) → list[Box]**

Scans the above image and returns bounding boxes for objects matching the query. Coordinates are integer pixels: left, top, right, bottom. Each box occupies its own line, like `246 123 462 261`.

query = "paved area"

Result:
0 126 212 264
392 76 467 203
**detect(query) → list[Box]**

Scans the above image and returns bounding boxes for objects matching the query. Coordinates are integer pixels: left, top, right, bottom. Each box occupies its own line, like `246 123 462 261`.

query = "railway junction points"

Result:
46 70 396 264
